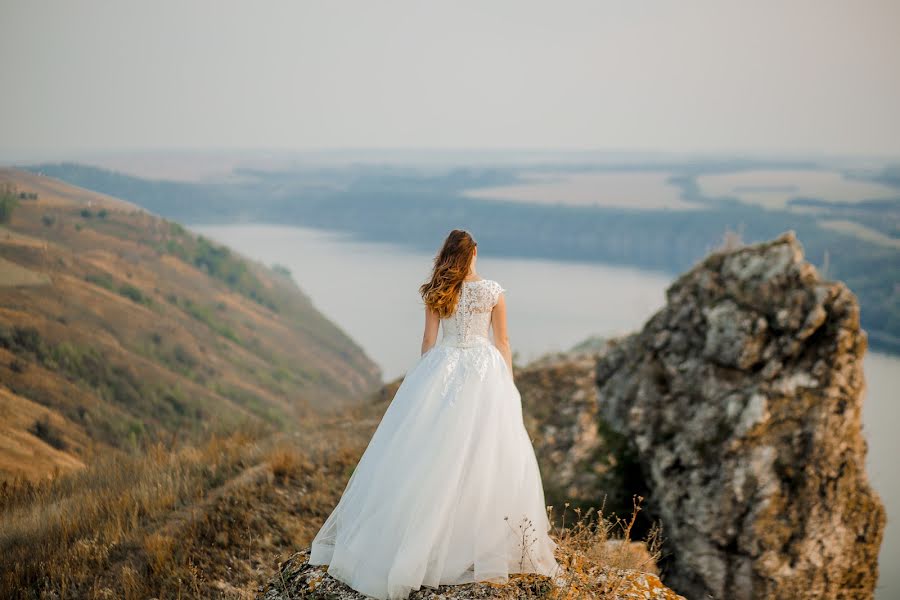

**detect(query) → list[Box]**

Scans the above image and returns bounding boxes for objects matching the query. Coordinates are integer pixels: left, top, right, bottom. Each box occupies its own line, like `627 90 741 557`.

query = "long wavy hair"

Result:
419 229 477 318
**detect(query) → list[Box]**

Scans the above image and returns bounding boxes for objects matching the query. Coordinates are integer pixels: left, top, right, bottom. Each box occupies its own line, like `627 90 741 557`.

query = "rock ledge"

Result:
259 547 685 599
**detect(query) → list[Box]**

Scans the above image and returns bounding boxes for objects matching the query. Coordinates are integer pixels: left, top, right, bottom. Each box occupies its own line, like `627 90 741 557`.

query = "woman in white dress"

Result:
308 229 560 599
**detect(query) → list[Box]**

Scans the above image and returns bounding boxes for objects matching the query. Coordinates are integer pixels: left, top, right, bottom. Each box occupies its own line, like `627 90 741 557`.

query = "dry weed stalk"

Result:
494 495 663 599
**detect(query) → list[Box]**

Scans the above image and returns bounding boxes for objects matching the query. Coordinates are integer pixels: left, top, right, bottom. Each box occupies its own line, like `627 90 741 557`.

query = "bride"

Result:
308 229 560 599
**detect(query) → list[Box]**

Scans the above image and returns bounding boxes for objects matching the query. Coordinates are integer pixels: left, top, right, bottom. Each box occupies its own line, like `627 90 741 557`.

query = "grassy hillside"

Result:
0 413 380 599
0 167 381 480
0 163 383 598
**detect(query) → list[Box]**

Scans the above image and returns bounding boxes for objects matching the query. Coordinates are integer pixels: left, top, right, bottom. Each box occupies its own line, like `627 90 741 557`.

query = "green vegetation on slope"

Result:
0 183 19 223
0 169 381 480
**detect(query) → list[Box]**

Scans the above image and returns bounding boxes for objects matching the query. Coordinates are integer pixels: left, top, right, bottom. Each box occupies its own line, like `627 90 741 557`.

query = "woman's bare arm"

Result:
490 293 513 380
421 305 440 355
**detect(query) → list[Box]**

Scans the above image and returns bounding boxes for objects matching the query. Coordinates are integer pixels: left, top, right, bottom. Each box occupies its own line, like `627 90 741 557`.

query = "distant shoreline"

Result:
18 161 900 356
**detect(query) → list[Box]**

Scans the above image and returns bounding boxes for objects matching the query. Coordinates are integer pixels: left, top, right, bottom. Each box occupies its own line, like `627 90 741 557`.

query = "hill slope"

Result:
0 167 381 479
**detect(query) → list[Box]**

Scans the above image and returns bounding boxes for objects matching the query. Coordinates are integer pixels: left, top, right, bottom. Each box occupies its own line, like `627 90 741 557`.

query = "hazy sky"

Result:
2 0 899 159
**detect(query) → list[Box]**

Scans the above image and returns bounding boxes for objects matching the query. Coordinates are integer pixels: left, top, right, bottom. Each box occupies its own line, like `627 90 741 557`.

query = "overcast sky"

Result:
2 0 899 160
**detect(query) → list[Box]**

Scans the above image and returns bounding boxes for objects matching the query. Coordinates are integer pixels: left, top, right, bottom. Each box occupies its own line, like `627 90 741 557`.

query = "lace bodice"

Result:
439 279 505 348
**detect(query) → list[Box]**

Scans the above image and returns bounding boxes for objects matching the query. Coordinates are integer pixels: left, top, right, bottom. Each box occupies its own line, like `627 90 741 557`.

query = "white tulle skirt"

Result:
308 338 560 600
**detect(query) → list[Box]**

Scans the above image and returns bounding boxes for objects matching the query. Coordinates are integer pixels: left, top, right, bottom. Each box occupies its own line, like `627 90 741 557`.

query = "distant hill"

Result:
0 168 381 479
21 161 900 355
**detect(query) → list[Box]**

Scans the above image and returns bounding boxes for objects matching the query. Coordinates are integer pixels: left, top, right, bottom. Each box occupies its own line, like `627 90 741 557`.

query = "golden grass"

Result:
1 432 255 597
447 497 670 600
543 497 664 599
0 415 373 600
267 442 313 483
0 256 50 287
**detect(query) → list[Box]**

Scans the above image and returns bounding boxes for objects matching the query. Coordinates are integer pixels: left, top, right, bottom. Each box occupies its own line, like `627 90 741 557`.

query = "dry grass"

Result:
485 497 665 599
0 414 374 600
263 494 674 600
0 432 260 597
542 497 664 599
267 443 313 484
0 256 50 287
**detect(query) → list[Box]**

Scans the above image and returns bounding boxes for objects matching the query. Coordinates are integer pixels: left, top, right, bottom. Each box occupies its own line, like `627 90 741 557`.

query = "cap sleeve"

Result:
491 280 506 306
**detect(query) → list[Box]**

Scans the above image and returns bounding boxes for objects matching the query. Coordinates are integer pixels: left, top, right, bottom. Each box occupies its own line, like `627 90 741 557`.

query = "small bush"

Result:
172 344 196 368
272 263 292 278
80 208 93 218
85 273 114 290
0 325 47 359
267 444 310 482
183 300 239 343
118 284 148 305
28 416 67 451
0 183 19 223
168 221 185 236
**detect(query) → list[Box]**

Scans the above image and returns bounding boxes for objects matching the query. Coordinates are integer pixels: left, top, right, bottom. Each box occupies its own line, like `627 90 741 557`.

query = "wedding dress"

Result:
308 278 560 599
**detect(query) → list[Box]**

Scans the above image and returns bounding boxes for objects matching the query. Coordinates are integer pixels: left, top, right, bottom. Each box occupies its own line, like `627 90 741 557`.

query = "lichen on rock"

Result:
593 231 886 599
517 352 641 519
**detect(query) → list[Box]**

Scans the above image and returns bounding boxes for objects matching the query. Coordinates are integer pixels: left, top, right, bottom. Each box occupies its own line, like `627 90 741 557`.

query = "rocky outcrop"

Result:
516 352 642 518
594 231 885 599
259 547 685 600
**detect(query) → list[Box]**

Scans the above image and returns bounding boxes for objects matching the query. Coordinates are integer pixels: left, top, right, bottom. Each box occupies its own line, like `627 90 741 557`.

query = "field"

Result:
695 168 898 210
464 170 699 210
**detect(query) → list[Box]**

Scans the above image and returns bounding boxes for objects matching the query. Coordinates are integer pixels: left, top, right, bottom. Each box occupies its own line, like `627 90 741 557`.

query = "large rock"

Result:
517 352 643 518
595 231 885 599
